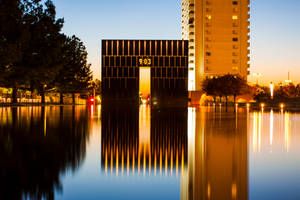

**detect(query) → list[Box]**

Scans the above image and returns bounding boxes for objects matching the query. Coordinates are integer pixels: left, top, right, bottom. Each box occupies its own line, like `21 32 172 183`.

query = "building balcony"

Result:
205 30 212 34
233 23 239 27
189 3 194 8
205 1 212 6
232 60 239 64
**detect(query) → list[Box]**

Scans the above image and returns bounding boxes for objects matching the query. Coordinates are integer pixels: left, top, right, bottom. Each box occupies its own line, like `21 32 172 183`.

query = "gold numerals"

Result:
138 58 152 66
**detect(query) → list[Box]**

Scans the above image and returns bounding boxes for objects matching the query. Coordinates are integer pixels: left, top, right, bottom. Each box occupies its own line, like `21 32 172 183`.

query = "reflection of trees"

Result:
0 106 90 200
101 106 188 176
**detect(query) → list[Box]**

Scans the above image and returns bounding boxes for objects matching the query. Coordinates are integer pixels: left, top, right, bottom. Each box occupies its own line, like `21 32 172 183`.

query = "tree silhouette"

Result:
0 0 64 103
55 35 92 104
0 0 31 102
203 74 248 105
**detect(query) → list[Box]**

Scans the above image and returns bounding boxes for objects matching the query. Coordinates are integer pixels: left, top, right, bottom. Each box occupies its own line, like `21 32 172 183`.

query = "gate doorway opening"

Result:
139 67 151 104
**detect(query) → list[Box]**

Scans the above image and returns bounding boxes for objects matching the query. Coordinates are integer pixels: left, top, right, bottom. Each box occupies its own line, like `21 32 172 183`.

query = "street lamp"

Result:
270 82 274 100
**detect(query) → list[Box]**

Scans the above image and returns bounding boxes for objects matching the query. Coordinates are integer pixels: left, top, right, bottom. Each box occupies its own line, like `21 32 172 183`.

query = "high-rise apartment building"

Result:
182 0 250 91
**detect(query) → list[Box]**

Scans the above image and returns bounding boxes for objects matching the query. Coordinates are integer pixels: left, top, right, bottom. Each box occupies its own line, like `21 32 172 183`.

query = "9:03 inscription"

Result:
138 57 152 66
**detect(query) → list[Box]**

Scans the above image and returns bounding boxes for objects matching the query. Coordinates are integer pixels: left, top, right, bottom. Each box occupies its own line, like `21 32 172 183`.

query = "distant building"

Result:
182 0 250 91
101 40 189 106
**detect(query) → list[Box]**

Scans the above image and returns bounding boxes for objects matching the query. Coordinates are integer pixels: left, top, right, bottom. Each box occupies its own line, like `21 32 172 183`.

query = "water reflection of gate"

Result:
101 106 248 200
101 105 188 176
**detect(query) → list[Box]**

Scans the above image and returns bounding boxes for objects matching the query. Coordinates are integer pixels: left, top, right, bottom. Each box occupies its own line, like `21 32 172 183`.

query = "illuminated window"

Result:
206 15 212 20
232 15 238 20
232 66 239 71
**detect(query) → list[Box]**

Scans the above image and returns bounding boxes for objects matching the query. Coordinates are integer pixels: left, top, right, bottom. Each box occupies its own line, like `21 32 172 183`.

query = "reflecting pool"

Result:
0 105 300 200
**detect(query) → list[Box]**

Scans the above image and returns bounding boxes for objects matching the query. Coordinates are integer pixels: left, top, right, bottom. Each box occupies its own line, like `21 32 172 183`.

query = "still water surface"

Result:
0 105 300 200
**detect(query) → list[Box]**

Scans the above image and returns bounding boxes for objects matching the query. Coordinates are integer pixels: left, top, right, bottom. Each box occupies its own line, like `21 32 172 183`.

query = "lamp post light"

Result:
270 82 274 100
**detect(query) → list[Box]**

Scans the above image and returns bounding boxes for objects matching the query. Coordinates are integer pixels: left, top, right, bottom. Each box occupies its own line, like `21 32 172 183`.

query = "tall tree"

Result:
0 0 30 103
56 35 92 104
0 0 64 103
23 0 64 103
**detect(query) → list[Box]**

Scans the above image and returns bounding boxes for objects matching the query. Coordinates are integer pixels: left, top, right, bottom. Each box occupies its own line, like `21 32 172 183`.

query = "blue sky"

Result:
52 0 300 84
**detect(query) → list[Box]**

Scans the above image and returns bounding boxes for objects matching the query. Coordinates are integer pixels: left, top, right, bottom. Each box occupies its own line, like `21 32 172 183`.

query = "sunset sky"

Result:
52 0 300 85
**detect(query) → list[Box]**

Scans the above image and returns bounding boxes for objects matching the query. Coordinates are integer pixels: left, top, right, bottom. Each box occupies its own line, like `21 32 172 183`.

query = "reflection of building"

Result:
101 106 139 175
181 108 248 200
101 40 188 106
101 106 188 176
182 0 250 91
151 108 188 176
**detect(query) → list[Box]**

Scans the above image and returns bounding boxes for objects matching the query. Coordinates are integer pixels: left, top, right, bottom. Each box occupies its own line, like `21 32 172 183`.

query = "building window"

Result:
205 44 211 49
205 37 212 42
233 1 238 5
205 30 212 34
232 60 239 64
233 23 239 27
206 15 212 20
233 37 238 42
206 1 212 6
206 52 211 56
232 15 238 20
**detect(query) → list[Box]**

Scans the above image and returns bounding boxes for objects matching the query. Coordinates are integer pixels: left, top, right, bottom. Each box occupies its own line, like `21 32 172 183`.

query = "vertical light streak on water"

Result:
91 105 94 118
252 112 258 152
258 112 262 152
97 105 101 120
139 104 151 176
44 107 47 136
187 107 195 174
270 110 274 146
280 109 284 150
284 112 291 152
116 147 119 176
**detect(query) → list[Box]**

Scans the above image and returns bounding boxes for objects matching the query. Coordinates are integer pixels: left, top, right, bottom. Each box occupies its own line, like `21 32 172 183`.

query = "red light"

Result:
90 98 94 102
